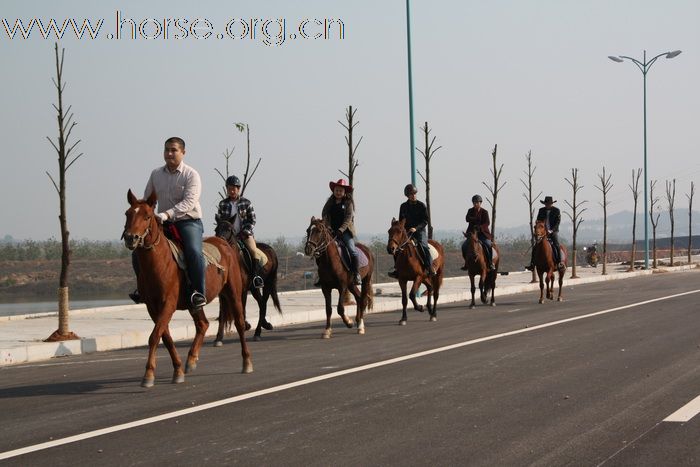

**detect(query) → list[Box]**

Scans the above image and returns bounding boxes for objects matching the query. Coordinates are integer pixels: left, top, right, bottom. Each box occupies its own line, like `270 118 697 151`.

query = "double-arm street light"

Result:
608 49 682 269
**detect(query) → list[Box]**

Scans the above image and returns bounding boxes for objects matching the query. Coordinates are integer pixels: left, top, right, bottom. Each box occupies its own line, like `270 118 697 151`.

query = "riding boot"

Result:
252 260 265 289
485 246 495 270
352 256 362 285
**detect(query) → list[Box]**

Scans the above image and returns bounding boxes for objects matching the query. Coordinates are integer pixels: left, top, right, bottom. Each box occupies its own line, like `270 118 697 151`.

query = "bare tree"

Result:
482 144 506 240
338 105 362 186
214 123 262 199
338 106 362 305
688 181 695 264
595 167 613 275
416 122 442 239
628 168 642 271
45 43 82 342
666 179 676 266
520 150 541 283
565 168 587 278
649 180 662 268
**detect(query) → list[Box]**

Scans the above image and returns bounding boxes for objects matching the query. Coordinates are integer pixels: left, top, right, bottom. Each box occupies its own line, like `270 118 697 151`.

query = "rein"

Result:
305 223 332 258
123 214 162 250
389 229 414 257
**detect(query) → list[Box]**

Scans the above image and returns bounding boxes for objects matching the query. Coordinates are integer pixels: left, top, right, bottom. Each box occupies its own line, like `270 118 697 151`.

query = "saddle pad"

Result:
334 243 369 269
411 240 440 263
546 239 566 264
167 239 224 272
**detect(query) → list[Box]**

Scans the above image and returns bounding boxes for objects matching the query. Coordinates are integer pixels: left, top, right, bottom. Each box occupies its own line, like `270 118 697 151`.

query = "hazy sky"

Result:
1 0 698 242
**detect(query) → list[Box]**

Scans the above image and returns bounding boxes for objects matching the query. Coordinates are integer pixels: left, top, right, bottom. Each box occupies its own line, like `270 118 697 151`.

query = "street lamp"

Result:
405 0 417 185
608 49 681 269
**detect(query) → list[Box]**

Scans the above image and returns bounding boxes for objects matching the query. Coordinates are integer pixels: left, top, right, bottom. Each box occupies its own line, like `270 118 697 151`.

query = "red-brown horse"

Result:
214 219 282 342
304 217 374 338
123 190 252 387
462 228 500 308
386 218 444 325
533 219 567 303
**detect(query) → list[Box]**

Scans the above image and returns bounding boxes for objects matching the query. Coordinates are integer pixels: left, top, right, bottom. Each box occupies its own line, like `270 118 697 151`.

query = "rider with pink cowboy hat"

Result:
321 179 362 285
526 195 564 271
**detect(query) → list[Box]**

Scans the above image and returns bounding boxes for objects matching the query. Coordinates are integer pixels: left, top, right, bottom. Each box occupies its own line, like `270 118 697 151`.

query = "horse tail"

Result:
219 294 234 332
484 270 496 292
270 279 282 314
364 281 374 311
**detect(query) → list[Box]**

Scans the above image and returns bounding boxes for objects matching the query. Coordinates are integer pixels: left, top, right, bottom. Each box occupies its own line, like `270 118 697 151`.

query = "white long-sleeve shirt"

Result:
144 162 202 221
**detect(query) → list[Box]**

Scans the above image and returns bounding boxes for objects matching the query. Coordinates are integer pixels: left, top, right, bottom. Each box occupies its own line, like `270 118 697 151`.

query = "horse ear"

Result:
391 217 397 224
310 215 316 223
146 190 157 207
127 189 137 205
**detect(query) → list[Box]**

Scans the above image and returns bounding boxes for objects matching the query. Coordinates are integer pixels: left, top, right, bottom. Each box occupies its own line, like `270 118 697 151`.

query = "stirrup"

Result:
252 275 264 289
353 273 362 285
488 263 496 271
190 291 206 308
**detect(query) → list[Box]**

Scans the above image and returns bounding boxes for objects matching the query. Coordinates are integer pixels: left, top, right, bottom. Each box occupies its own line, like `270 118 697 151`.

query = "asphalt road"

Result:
1 270 700 466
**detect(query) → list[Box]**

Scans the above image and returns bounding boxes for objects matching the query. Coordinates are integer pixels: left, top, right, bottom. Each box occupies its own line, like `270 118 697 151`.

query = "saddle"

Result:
166 238 224 272
546 237 566 265
334 239 369 272
235 239 268 275
410 239 439 267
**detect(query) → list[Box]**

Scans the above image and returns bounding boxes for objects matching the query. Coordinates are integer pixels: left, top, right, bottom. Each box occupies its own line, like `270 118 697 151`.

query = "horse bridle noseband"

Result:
305 223 331 258
389 229 413 256
122 213 162 250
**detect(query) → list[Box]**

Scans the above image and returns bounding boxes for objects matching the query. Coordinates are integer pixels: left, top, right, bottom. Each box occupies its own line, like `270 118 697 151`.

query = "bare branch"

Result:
46 171 59 193
65 153 84 171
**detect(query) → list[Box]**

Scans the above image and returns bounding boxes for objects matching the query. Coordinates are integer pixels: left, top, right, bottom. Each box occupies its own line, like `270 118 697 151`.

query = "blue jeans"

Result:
340 230 359 259
132 218 206 297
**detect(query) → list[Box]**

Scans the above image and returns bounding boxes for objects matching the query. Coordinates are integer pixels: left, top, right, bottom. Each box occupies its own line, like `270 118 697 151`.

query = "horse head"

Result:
463 226 482 262
304 216 331 258
122 189 160 250
215 220 236 245
387 218 408 255
533 220 547 242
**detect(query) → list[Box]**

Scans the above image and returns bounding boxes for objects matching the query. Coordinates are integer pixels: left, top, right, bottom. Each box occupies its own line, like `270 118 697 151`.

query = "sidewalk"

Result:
1 262 697 366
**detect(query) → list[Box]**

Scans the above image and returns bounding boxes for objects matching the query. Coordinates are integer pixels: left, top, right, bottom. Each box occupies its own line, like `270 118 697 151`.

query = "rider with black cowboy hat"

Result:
462 194 495 271
526 195 564 271
321 179 362 285
388 183 434 278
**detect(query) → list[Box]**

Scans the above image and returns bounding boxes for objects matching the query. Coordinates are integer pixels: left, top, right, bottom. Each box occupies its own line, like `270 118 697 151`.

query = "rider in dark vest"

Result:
462 194 495 271
321 179 361 285
388 184 434 278
526 196 564 271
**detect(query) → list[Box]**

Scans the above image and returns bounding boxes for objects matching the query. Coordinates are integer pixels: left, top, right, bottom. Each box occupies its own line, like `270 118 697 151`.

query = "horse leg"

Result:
557 271 564 302
547 271 554 300
322 287 333 339
425 279 437 322
253 294 268 342
409 278 425 313
490 273 496 307
143 314 174 388
230 292 253 374
213 297 226 347
479 271 487 304
349 283 364 334
399 279 409 325
185 307 209 374
337 286 354 329
538 271 545 304
161 328 184 384
469 274 477 309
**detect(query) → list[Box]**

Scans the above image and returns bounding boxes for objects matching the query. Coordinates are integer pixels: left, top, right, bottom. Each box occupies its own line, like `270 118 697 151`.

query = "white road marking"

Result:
664 394 700 422
1 288 699 461
4 357 150 369
507 308 522 313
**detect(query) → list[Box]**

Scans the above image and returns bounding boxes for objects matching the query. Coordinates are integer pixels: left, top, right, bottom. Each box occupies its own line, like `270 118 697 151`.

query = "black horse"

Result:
214 220 282 342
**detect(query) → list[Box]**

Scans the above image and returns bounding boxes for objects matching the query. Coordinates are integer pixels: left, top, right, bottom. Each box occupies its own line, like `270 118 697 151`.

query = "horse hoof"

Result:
242 361 254 374
491 303 496 307
253 334 262 342
322 329 332 339
357 327 365 335
399 320 407 326
141 377 155 388
185 361 197 373
469 304 475 309
557 297 563 302
245 321 252 331
213 340 223 347
261 321 274 331
538 299 544 304
342 317 353 329
429 316 437 322
416 306 424 313
172 373 185 384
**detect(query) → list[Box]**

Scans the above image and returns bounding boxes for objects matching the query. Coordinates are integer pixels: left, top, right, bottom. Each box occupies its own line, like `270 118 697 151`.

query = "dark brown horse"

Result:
462 228 500 308
533 219 567 303
123 190 252 387
304 217 374 338
214 220 282 342
386 218 444 325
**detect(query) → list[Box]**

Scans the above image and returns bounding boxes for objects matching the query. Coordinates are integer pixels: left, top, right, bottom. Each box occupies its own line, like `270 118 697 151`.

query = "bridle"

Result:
388 226 413 257
305 222 332 258
215 220 236 244
122 210 162 250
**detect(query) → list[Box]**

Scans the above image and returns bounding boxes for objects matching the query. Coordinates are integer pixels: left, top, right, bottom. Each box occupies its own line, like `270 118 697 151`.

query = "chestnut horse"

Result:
123 190 252 387
304 217 374 338
533 219 567 303
462 228 500 308
214 220 282 342
386 218 444 325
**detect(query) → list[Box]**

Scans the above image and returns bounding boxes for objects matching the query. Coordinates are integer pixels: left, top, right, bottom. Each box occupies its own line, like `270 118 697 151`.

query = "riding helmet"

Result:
472 194 483 203
404 184 418 196
226 175 242 187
